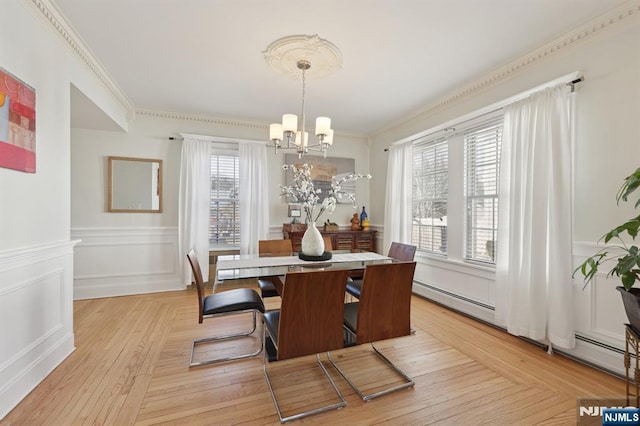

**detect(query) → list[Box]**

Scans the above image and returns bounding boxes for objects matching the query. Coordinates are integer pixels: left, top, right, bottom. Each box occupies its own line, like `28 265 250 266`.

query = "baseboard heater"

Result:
414 280 494 311
413 280 626 379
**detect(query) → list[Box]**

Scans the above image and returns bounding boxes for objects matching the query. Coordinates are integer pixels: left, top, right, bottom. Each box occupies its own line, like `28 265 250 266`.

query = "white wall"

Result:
370 7 640 374
70 112 370 298
0 0 131 419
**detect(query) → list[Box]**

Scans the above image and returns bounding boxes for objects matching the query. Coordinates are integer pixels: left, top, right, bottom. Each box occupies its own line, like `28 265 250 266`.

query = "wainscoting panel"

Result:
71 227 181 300
0 240 77 420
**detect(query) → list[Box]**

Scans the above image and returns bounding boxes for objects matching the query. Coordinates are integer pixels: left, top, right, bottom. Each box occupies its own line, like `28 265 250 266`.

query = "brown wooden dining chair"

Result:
346 241 416 299
187 249 265 368
263 269 350 423
323 236 333 251
328 261 417 401
257 239 293 298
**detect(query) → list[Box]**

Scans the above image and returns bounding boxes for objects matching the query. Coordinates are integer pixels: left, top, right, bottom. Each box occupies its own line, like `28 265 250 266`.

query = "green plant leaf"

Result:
617 168 640 205
602 217 640 242
622 272 638 291
616 255 639 274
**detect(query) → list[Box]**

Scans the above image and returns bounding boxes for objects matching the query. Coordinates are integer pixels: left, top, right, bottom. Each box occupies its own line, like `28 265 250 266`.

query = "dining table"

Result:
215 251 392 290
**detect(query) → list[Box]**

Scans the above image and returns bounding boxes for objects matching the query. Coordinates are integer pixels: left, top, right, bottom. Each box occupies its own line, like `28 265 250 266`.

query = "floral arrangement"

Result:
280 163 372 224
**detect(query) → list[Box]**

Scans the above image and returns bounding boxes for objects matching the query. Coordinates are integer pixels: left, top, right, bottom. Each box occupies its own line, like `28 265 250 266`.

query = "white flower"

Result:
280 163 371 224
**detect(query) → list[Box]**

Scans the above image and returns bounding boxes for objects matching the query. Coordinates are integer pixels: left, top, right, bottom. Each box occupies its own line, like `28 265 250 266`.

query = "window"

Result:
209 151 240 248
412 138 448 254
464 119 502 264
410 113 503 266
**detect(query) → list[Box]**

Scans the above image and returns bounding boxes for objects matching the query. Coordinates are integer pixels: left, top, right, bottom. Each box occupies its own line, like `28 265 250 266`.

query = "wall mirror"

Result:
108 156 163 213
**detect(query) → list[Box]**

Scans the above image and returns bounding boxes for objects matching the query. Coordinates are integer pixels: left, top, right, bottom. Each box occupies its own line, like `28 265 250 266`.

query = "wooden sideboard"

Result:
283 223 377 253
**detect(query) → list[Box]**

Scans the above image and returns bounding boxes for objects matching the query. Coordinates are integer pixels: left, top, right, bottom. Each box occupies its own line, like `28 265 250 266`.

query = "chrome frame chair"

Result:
187 249 265 368
328 261 417 401
263 269 350 423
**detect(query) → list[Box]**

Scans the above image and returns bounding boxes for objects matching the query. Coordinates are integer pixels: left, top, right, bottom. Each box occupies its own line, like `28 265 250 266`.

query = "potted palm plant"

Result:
574 167 640 331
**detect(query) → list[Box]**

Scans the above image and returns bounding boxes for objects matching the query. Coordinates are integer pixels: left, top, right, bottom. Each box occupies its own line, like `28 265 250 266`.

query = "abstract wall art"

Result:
0 66 36 173
284 154 356 204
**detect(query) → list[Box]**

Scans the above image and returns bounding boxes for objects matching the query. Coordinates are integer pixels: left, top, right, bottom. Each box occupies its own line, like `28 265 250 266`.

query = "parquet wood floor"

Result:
2 280 625 425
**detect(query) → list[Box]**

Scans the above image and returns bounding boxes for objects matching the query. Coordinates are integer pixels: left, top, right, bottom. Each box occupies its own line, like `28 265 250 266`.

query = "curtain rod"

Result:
384 74 584 152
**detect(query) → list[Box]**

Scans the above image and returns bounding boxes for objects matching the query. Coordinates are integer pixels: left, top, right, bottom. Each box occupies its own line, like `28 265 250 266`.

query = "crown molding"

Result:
137 108 266 129
136 108 368 142
372 0 640 138
22 0 135 121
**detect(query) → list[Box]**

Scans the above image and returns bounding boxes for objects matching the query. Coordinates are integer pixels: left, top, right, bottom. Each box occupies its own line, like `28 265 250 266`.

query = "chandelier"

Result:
264 35 342 157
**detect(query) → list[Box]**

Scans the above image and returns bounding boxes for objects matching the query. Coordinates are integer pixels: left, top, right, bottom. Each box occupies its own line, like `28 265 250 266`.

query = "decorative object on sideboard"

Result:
574 166 640 332
264 35 342 158
351 213 360 231
324 219 339 231
360 206 368 230
280 162 371 258
287 203 301 223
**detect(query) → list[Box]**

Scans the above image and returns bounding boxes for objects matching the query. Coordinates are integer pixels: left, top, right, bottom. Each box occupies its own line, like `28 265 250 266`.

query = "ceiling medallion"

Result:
263 34 342 80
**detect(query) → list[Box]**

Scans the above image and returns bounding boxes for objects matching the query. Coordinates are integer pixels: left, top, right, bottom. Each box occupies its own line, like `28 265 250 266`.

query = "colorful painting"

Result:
284 154 356 204
0 67 36 173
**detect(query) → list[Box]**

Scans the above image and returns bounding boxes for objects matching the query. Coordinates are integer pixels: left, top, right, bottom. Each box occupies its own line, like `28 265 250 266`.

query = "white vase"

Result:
301 222 325 256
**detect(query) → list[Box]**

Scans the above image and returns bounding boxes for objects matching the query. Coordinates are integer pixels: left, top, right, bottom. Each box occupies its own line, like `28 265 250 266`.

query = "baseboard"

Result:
73 278 184 300
0 333 74 420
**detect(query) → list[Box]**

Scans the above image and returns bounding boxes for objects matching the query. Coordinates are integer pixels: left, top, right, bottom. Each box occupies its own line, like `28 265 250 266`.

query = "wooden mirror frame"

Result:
108 156 163 213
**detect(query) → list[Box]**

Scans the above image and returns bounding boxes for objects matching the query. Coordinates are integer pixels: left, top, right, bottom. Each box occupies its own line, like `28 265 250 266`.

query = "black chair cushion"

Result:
343 302 359 333
258 278 279 298
263 310 280 346
203 288 265 315
345 279 363 299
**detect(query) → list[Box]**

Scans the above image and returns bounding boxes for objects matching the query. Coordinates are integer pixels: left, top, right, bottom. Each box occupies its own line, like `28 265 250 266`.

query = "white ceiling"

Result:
55 0 627 135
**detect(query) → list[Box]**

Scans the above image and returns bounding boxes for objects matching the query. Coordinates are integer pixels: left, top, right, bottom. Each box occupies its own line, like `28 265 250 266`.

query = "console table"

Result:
283 224 377 253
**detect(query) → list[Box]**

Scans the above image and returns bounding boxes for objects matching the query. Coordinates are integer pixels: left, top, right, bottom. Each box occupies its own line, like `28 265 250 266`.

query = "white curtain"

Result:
178 137 211 285
495 84 575 349
383 143 413 254
239 141 269 255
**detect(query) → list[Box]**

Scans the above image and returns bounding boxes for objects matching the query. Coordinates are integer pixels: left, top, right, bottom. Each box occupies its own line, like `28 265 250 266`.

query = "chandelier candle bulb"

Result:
295 131 309 148
282 114 297 133
315 117 331 136
269 123 283 143
325 129 334 145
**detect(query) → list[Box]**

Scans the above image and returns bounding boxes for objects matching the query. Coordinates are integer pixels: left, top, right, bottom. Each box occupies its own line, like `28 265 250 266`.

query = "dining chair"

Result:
263 269 350 423
187 249 265 368
346 241 416 299
257 239 293 298
328 261 417 401
323 236 333 251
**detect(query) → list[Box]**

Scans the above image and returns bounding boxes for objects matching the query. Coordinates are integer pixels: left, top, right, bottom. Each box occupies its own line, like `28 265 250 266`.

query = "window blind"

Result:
210 151 240 248
464 118 502 264
412 138 448 255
